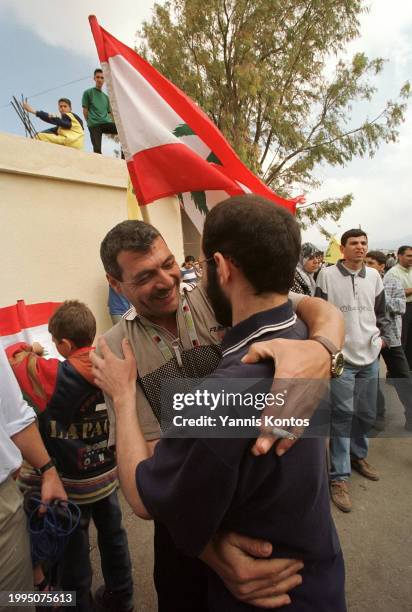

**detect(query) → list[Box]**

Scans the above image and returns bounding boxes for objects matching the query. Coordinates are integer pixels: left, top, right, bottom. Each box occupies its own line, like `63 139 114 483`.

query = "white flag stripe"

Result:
178 135 211 159
181 189 232 233
103 60 132 160
0 324 62 360
235 181 252 194
106 55 187 158
181 194 208 234
89 17 299 219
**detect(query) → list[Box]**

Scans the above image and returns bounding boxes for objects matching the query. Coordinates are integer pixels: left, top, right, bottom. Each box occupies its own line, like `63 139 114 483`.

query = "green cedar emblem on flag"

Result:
173 124 222 215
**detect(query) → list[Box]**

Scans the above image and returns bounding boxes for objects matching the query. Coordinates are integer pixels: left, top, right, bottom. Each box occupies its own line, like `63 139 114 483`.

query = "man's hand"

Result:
23 101 36 114
90 337 137 404
40 467 67 515
31 342 45 355
200 532 303 608
242 339 330 456
91 339 151 518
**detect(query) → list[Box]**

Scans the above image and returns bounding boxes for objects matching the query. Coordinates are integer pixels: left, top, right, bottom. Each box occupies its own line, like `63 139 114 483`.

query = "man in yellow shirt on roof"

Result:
23 98 84 150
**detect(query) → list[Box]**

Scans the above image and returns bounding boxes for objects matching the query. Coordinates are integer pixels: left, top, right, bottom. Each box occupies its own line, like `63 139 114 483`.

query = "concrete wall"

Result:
0 132 183 335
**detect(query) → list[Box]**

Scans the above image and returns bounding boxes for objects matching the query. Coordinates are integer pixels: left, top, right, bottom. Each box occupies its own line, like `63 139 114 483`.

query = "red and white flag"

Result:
89 16 302 232
0 300 62 358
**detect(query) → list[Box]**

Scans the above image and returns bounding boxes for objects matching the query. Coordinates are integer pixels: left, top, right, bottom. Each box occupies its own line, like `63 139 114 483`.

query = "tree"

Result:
138 0 410 229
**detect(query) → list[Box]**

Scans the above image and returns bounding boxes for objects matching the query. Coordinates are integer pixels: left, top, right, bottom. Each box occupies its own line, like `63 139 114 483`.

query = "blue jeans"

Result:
58 489 133 612
329 359 379 481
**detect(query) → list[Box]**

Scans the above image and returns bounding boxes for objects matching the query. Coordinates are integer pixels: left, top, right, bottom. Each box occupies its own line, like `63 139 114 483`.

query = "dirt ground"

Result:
90 378 412 611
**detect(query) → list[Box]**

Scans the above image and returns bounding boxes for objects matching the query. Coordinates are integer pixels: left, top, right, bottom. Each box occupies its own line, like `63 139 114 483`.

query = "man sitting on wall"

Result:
23 99 84 150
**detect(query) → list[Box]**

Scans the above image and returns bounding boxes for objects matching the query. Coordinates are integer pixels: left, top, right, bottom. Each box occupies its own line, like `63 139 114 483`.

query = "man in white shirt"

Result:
0 346 66 606
316 229 391 513
180 255 199 284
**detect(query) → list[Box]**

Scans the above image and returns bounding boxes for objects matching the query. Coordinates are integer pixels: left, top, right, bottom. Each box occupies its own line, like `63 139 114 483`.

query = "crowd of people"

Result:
155 234 412 519
290 239 412 510
1 193 411 611
22 69 121 155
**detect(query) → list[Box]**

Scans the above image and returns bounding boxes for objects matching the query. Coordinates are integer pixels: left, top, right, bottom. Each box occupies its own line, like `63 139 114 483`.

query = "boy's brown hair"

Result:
48 300 96 348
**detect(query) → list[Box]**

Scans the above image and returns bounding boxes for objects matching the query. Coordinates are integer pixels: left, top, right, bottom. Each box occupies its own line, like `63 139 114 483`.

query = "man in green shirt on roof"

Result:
82 68 120 154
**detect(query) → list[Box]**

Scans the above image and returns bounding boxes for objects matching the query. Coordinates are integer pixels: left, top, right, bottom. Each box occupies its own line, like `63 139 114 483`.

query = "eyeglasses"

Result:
197 256 215 270
198 254 240 270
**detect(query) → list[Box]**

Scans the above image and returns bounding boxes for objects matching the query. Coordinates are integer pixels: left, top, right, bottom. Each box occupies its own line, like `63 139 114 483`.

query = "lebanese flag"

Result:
0 300 62 359
89 16 302 232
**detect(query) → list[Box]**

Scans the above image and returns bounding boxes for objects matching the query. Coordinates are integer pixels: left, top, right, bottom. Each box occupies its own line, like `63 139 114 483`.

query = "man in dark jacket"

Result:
92 196 346 611
7 300 133 612
23 98 84 149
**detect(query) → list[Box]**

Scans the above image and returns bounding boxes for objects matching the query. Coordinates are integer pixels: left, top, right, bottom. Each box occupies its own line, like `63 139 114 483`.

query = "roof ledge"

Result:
0 132 128 189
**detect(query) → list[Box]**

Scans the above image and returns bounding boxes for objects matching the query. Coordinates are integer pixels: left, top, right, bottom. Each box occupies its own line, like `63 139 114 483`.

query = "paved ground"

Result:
90 378 412 611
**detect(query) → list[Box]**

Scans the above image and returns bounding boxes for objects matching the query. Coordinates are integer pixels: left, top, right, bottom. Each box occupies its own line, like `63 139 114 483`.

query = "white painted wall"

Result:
0 132 184 335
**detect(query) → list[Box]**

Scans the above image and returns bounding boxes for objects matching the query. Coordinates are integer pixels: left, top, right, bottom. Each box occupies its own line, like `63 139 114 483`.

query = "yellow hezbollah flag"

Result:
126 178 143 220
324 236 341 264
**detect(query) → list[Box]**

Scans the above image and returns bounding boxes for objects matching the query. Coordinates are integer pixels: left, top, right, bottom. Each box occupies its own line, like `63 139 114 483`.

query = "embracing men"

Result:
92 195 345 611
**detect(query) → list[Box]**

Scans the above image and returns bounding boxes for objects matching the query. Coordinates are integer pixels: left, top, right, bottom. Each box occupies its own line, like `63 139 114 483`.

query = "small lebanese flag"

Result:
88 16 302 232
0 300 62 359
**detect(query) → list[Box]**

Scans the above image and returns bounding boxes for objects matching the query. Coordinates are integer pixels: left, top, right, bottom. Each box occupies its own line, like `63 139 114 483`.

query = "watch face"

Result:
333 352 345 377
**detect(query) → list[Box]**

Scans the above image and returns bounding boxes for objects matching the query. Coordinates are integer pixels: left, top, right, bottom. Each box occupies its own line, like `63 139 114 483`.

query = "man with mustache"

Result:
94 206 344 611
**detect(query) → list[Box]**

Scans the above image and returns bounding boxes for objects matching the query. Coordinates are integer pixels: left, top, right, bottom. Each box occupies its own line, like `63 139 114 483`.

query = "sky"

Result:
0 0 411 248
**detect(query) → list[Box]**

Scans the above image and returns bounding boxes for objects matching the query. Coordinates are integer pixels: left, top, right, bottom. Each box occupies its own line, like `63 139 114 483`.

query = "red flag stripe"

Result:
0 301 61 336
127 144 244 204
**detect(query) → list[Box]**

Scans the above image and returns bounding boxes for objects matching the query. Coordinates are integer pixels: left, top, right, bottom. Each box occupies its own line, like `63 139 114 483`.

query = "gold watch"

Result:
312 336 344 377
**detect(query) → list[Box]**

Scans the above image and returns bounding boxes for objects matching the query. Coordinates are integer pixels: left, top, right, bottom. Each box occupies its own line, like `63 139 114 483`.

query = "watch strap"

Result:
311 335 340 356
36 458 55 475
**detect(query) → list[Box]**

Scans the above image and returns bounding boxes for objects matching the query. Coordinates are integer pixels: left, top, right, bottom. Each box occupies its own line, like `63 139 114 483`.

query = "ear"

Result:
213 252 231 286
58 338 75 357
340 244 345 255
106 273 122 294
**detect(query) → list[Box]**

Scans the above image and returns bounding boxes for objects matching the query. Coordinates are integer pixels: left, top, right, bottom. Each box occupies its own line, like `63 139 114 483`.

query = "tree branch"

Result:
267 108 387 183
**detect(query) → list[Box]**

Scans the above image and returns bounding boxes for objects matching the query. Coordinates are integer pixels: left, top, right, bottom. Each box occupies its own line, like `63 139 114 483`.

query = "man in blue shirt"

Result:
108 286 131 325
91 195 346 611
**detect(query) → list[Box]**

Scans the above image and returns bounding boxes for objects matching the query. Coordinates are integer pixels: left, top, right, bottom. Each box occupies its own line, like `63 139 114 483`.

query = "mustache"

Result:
151 283 178 299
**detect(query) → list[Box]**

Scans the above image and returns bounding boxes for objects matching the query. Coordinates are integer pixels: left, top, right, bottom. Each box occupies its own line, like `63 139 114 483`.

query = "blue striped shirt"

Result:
383 272 406 347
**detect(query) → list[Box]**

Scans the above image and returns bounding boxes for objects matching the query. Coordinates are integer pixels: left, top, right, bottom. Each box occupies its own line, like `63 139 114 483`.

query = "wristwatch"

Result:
312 336 345 377
35 458 56 476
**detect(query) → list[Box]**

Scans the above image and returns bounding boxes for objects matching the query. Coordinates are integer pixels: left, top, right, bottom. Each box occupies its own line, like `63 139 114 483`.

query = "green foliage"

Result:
139 0 410 226
297 194 353 234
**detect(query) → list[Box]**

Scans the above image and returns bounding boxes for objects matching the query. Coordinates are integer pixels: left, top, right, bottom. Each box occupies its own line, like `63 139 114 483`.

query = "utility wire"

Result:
0 75 90 110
